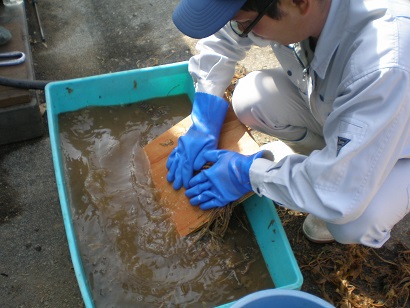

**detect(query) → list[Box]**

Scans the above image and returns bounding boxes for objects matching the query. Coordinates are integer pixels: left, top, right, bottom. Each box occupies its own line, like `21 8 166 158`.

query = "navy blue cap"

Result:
172 0 247 39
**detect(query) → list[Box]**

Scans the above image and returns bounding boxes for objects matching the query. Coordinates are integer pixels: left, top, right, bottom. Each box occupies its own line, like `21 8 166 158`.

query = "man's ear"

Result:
291 0 310 15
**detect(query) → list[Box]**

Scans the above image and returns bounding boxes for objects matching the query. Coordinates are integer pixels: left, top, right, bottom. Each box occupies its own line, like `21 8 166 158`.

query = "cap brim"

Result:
172 0 247 39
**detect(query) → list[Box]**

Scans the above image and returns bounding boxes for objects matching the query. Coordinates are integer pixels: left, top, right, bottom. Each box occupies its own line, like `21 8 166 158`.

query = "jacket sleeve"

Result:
188 24 255 97
249 67 410 224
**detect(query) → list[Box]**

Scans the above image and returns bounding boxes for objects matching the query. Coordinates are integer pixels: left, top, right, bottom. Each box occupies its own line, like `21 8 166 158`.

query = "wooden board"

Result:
144 107 260 237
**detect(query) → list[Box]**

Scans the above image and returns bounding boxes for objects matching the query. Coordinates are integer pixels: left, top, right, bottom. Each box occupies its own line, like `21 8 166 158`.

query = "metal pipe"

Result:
32 0 45 42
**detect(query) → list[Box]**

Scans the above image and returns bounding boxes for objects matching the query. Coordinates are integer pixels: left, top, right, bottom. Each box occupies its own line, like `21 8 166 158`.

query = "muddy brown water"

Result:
58 95 274 307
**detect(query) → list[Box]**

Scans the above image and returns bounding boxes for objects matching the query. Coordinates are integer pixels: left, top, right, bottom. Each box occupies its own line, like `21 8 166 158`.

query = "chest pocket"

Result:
271 43 309 97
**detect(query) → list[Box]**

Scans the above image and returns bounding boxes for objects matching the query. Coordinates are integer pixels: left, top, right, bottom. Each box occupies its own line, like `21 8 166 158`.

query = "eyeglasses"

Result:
230 1 276 38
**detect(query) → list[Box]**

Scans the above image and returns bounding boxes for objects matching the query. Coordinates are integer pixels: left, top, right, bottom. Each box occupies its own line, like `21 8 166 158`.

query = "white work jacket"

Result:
188 0 410 224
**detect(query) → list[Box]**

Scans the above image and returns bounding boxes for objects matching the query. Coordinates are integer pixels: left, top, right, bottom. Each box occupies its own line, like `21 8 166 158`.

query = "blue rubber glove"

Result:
166 92 229 190
185 150 264 210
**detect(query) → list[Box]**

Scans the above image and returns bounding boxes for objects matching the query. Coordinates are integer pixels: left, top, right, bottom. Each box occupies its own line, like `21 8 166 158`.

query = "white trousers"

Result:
232 69 410 248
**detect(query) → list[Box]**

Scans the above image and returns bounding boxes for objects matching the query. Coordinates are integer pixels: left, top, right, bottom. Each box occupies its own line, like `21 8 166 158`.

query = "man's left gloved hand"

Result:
166 92 228 190
185 150 265 210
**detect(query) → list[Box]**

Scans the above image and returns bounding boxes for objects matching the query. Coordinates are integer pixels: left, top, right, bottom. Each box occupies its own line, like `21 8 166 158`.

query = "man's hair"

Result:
241 0 284 20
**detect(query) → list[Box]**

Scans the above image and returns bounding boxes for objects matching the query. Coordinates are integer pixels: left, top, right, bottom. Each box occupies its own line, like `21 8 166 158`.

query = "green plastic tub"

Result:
45 61 303 308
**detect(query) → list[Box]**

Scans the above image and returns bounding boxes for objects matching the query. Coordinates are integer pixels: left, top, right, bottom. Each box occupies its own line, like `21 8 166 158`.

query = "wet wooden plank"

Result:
144 107 260 237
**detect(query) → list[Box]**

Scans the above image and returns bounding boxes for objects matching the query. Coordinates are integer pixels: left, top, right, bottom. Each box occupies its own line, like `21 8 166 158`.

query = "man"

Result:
166 0 410 248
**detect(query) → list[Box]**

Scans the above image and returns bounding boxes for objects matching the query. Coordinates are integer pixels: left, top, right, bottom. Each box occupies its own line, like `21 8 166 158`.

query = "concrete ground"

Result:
0 1 409 307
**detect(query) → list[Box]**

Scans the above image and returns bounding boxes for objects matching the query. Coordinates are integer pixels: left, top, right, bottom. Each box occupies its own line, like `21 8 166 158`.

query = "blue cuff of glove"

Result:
241 151 265 192
191 92 229 135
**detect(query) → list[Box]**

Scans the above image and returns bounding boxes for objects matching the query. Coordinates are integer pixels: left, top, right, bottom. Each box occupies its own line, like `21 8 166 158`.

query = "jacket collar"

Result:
311 0 348 79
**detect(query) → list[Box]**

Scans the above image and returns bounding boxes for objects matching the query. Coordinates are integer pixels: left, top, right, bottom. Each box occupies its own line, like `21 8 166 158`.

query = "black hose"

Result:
0 76 51 90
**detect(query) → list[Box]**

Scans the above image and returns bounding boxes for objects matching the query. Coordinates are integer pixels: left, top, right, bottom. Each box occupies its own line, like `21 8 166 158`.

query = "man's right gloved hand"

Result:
185 150 265 210
166 92 229 190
